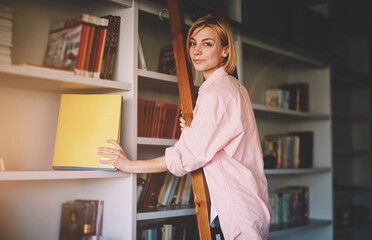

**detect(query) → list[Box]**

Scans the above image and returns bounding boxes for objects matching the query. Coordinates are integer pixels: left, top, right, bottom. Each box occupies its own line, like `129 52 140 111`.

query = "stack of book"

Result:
261 131 313 169
138 99 181 139
0 5 12 64
43 14 120 79
265 82 309 112
269 186 309 224
59 199 104 240
137 173 193 211
265 89 289 109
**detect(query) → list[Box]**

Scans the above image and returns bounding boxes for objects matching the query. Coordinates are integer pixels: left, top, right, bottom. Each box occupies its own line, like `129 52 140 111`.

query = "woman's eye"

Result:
190 42 196 46
204 42 212 46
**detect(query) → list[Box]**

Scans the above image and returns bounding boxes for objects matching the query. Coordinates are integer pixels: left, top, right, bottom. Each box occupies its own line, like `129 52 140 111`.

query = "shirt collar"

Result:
198 67 228 93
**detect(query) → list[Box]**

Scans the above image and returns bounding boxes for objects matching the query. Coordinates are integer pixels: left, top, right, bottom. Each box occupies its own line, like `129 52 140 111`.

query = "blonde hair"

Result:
186 15 237 75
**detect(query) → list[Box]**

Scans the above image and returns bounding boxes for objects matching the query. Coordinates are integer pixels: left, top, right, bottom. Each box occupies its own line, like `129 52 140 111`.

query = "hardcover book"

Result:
52 94 122 170
157 45 176 75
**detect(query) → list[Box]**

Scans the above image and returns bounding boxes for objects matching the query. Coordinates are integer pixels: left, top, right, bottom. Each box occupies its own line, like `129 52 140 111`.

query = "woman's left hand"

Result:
98 140 130 171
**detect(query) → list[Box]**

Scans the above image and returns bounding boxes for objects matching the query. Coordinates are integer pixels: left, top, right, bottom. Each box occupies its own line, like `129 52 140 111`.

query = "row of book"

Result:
0 5 12 64
138 99 181 139
59 199 104 240
43 13 120 79
269 186 309 224
138 221 199 240
261 131 313 169
137 172 193 210
265 82 309 112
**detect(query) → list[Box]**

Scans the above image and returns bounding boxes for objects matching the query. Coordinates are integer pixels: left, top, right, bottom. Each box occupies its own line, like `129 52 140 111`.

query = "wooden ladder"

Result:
167 0 212 239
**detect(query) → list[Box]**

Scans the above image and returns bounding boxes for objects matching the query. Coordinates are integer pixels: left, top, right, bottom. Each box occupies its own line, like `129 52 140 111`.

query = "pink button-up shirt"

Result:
165 67 270 239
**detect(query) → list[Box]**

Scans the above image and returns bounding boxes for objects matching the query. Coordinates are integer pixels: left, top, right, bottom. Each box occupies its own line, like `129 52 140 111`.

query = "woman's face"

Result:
189 26 228 79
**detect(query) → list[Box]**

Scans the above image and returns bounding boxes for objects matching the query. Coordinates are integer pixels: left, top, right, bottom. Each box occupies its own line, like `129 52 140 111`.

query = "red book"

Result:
172 106 181 139
146 101 155 137
157 102 166 138
95 21 108 78
75 20 88 71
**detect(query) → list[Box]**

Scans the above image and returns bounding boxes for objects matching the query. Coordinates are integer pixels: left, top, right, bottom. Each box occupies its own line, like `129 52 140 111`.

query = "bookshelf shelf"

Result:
239 34 327 68
252 103 329 120
0 170 130 181
138 69 178 84
108 0 133 8
264 167 331 175
269 219 332 238
0 0 333 239
0 64 132 93
137 206 196 221
137 137 177 146
138 69 202 95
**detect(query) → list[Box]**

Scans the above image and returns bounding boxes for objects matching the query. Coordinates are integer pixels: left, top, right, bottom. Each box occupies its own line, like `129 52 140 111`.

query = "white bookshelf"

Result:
0 170 130 181
136 1 333 239
0 0 136 239
0 64 132 92
0 0 334 239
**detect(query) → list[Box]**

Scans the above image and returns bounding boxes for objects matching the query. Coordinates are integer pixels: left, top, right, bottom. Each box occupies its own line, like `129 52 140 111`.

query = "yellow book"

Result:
52 94 122 170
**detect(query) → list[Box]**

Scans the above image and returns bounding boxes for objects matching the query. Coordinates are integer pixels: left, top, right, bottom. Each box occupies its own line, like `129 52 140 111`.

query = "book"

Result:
279 83 309 112
75 199 103 236
272 186 309 223
138 34 147 70
265 89 282 108
59 200 104 240
288 131 313 168
52 94 122 170
59 201 91 240
180 174 192 205
158 45 176 75
44 14 89 70
0 5 12 64
100 15 121 80
137 174 150 210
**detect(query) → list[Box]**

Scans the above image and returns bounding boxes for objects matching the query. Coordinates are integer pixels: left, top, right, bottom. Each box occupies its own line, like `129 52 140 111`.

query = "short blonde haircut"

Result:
186 15 237 75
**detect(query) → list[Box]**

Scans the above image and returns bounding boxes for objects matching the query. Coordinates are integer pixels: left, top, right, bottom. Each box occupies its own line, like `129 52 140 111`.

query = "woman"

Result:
98 15 270 240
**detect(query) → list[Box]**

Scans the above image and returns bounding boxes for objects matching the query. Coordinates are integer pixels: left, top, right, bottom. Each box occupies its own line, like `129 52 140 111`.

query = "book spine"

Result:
100 15 114 79
75 16 89 74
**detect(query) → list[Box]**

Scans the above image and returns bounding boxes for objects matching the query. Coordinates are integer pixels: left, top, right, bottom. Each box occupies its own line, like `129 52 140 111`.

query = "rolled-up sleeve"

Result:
165 93 241 176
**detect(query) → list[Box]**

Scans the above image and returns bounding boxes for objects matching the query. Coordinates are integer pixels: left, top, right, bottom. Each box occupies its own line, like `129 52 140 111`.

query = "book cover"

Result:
158 45 176 75
288 131 313 168
52 94 122 170
44 14 88 70
265 89 282 108
138 34 147 70
59 202 90 240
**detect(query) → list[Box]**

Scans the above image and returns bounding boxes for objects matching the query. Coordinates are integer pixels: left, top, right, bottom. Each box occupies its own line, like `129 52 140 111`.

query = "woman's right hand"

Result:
179 116 187 131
